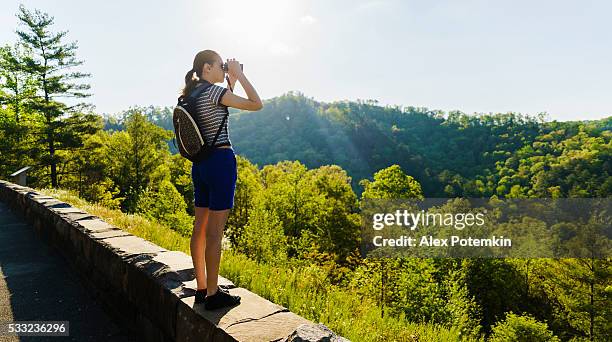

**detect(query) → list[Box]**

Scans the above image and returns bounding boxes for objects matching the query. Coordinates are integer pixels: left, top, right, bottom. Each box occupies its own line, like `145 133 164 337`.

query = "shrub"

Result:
489 312 559 342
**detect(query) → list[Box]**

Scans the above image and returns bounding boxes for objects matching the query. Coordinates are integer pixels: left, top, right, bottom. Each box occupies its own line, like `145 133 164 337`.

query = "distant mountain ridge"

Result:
102 92 611 197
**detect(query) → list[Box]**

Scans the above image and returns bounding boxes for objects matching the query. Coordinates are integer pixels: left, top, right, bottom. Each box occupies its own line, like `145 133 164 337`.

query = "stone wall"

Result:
0 180 348 342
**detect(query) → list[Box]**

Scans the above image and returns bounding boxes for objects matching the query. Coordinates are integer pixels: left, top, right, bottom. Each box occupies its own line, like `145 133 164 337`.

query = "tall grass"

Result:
221 251 468 342
39 187 190 253
38 187 469 342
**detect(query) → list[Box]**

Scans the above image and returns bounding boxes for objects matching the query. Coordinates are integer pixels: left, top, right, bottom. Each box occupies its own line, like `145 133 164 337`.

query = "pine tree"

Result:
15 5 94 187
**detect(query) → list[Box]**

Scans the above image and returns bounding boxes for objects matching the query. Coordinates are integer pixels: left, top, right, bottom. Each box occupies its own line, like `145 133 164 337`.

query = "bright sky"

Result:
1 0 610 121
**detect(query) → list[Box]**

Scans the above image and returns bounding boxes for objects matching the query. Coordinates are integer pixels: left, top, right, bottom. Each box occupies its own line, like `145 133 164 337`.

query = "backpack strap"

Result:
176 81 213 106
208 76 234 147
209 107 229 147
184 81 214 102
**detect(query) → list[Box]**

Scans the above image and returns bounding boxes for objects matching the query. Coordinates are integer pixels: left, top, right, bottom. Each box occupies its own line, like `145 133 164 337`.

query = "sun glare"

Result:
201 0 305 56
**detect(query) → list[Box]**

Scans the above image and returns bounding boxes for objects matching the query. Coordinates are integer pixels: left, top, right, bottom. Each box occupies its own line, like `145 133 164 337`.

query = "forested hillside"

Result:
102 93 611 198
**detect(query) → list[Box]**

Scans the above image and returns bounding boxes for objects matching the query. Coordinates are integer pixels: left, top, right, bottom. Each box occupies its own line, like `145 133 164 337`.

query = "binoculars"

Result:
223 62 243 73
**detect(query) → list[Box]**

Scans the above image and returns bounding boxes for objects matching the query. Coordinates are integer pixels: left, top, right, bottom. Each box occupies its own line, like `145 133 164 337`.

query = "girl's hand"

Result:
226 58 243 79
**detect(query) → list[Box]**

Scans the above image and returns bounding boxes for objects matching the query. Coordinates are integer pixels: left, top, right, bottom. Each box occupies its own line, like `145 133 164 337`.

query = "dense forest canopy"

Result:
99 93 611 198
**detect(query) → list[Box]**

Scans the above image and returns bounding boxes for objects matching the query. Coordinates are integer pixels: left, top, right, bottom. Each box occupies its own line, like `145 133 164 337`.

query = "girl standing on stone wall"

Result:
182 49 262 310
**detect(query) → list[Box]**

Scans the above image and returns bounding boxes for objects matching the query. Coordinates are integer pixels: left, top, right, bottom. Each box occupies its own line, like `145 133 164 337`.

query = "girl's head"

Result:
182 49 224 96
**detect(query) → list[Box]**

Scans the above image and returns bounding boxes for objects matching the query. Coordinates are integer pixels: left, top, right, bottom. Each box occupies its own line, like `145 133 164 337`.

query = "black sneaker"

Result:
195 289 207 304
195 286 231 304
204 286 241 310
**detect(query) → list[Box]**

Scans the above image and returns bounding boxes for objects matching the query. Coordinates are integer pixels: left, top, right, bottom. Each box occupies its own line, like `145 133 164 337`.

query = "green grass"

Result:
38 187 190 253
37 187 470 342
220 251 469 342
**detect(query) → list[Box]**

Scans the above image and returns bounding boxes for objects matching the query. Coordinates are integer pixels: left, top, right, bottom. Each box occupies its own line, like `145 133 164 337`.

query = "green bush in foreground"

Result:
489 312 559 342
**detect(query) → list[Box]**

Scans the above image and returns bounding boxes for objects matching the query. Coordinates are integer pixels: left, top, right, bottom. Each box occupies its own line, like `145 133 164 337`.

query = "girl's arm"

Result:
220 60 263 111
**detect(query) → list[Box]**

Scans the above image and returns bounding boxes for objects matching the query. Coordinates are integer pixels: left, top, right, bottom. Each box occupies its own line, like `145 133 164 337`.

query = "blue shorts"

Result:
191 148 237 210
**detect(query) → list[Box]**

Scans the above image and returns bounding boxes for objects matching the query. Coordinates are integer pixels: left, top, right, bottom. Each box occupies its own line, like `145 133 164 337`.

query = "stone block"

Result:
283 323 350 342
77 218 116 234
180 287 311 342
226 311 313 341
102 235 167 259
91 229 131 240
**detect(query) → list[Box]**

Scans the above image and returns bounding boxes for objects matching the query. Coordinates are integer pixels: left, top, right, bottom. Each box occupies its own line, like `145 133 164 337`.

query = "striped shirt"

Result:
194 83 231 147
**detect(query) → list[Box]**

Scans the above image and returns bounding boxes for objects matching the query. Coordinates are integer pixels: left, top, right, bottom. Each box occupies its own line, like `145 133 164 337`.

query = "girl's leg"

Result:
205 208 230 296
190 206 209 290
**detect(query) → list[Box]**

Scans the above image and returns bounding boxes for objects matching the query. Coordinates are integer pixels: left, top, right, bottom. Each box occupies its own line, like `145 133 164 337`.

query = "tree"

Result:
489 312 560 342
15 5 94 187
256 161 361 264
0 43 39 178
236 197 287 265
360 164 424 200
307 165 361 263
226 155 263 248
104 111 173 212
59 120 123 206
260 160 312 256
442 265 482 339
135 179 193 236
537 212 612 341
0 43 36 124
168 153 195 214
